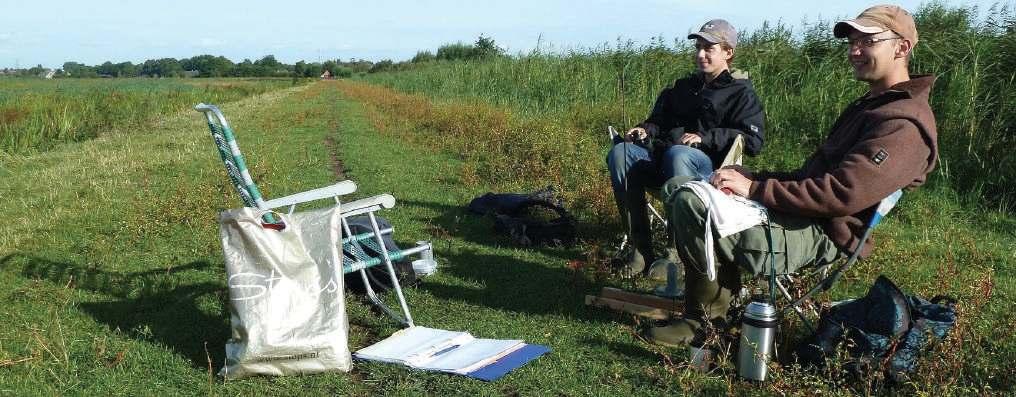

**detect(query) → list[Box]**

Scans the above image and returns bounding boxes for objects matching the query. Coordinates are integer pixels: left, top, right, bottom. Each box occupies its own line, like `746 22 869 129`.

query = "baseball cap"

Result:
833 5 918 46
688 19 738 48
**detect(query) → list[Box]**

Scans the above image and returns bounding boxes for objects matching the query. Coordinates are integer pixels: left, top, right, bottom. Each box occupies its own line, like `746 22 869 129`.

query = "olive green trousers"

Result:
661 177 844 277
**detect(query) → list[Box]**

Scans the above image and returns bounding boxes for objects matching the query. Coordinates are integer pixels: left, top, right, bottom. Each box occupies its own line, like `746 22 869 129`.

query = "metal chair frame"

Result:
196 103 424 327
770 190 904 331
608 126 745 251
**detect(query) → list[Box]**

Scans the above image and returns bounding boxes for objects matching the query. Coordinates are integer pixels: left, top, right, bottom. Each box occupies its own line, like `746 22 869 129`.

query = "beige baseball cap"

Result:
688 19 738 48
834 5 918 46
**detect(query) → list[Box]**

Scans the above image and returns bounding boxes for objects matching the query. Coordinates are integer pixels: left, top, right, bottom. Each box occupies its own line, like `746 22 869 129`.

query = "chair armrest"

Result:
341 194 396 216
263 180 357 209
720 134 745 168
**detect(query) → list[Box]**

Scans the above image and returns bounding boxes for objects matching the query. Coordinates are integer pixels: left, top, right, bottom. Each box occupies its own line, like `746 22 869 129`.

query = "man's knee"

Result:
663 145 699 165
666 187 708 242
663 184 705 218
660 176 695 201
662 145 712 180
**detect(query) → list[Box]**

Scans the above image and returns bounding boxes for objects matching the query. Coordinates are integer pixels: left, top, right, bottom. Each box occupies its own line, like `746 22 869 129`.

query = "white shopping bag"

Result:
218 206 351 379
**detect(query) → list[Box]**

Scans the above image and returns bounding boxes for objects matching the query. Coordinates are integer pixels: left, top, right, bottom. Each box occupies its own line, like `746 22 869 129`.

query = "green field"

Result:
1 3 1014 395
0 78 305 154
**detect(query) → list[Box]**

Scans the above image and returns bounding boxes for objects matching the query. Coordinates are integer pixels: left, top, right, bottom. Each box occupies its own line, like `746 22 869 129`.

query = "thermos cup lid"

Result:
743 301 777 321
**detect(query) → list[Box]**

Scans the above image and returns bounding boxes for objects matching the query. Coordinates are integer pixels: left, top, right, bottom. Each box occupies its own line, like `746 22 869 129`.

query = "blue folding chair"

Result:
777 190 904 330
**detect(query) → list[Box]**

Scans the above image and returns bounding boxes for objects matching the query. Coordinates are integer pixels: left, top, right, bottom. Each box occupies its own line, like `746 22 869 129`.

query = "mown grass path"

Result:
1 80 1012 395
0 80 692 395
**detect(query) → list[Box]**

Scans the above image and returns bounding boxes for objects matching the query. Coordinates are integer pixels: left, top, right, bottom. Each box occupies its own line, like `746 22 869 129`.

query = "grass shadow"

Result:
581 335 665 363
417 246 618 322
398 197 584 262
0 252 229 369
395 198 669 322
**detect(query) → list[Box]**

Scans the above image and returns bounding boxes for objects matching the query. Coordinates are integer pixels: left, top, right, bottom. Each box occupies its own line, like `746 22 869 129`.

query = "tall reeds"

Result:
365 2 1016 210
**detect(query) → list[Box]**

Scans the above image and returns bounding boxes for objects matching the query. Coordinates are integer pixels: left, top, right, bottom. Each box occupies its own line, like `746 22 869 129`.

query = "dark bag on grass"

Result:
794 275 957 381
342 215 418 294
468 186 576 247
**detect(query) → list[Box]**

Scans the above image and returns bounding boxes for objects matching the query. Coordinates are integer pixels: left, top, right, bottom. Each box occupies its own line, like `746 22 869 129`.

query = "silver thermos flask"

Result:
737 301 778 381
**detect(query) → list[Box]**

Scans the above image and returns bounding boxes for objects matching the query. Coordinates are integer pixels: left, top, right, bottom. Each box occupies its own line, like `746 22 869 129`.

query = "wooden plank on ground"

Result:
598 287 683 311
584 295 678 320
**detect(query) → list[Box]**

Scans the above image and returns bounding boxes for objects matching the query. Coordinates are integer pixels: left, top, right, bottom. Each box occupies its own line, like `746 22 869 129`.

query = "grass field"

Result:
0 4 1014 394
0 75 1011 395
0 78 306 154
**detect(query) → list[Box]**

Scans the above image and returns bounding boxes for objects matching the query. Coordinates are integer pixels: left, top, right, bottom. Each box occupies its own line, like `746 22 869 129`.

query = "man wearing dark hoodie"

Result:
649 5 939 346
607 19 765 277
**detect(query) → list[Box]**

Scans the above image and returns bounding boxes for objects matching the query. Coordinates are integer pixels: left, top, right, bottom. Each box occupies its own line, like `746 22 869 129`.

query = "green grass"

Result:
0 78 307 154
364 2 1016 210
336 74 1015 394
0 79 694 395
1 76 1011 395
0 3 1014 392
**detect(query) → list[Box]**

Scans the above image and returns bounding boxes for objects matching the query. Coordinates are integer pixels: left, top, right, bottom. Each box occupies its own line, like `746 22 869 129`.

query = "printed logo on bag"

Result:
228 270 340 301
250 352 321 363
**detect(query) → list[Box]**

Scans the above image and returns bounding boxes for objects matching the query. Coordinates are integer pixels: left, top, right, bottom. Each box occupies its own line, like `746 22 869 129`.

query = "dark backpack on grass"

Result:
794 275 957 382
468 186 576 248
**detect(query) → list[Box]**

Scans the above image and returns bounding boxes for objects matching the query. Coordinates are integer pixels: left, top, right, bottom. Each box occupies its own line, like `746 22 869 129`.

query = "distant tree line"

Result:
41 55 375 78
1 35 505 78
369 35 505 73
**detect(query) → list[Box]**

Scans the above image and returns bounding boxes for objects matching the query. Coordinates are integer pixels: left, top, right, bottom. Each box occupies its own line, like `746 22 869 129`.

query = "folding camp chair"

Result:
769 189 904 331
196 103 426 327
607 126 746 251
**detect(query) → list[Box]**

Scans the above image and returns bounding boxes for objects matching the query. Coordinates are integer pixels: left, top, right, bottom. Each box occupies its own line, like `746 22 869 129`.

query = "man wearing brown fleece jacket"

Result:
649 5 939 347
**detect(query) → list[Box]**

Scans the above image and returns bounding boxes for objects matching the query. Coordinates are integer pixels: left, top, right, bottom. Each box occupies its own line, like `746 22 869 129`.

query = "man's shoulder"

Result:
865 95 936 135
867 76 936 120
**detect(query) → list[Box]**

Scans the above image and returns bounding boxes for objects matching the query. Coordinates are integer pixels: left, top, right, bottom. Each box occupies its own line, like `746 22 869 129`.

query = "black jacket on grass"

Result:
638 69 765 167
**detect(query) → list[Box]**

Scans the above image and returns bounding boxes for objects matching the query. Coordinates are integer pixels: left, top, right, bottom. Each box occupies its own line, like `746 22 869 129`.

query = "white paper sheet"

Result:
354 326 526 373
354 327 473 366
422 338 525 374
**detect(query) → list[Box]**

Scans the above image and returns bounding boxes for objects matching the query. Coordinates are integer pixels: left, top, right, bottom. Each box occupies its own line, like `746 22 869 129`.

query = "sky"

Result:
0 0 997 69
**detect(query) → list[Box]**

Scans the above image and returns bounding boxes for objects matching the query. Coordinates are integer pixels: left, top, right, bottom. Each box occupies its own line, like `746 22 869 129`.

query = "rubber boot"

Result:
648 260 738 347
647 175 696 282
613 193 655 277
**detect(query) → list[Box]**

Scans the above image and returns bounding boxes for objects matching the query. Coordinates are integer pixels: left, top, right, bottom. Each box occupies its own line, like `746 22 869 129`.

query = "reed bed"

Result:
365 3 1016 210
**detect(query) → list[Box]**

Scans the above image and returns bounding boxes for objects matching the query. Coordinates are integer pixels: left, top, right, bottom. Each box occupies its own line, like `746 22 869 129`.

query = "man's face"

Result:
694 38 732 75
846 30 903 82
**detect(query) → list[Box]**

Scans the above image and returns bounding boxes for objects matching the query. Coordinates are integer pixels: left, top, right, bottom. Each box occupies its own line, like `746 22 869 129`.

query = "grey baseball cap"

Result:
688 19 738 48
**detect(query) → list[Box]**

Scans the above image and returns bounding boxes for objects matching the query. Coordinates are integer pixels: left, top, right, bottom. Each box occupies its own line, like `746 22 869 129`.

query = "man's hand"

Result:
680 133 702 146
625 127 648 142
710 167 753 197
720 164 753 179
